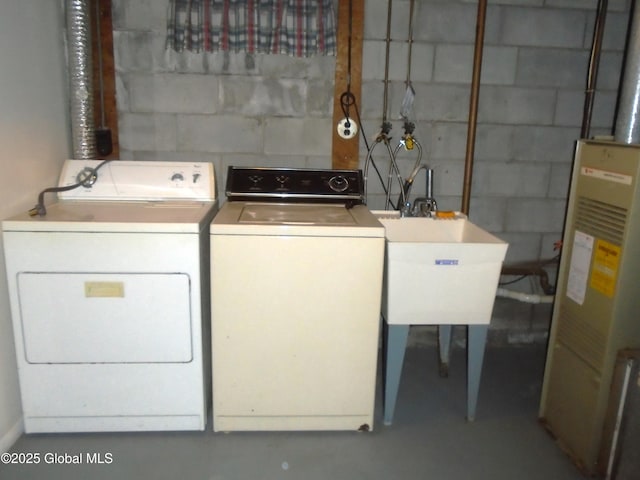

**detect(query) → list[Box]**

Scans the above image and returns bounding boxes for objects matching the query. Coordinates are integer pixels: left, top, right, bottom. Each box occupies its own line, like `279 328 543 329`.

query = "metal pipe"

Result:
405 0 415 89
496 288 554 305
615 0 640 144
501 263 555 295
382 0 393 124
461 0 487 216
66 0 97 159
425 167 434 199
581 0 609 139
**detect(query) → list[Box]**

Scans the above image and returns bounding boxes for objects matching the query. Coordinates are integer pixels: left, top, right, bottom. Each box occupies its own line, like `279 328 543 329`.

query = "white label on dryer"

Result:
84 281 125 298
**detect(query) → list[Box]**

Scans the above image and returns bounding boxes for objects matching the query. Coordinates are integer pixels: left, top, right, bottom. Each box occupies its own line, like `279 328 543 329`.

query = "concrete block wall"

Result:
112 0 631 345
113 0 337 196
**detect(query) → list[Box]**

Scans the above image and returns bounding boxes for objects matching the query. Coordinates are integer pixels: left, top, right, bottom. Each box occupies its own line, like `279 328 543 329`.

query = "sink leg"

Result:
467 324 489 422
383 323 410 426
438 325 453 378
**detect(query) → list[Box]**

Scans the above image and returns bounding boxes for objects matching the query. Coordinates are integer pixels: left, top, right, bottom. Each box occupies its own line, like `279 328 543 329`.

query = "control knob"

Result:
328 175 349 192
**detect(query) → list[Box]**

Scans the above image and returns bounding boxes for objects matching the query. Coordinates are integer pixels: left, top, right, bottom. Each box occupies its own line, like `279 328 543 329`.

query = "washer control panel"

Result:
225 167 364 203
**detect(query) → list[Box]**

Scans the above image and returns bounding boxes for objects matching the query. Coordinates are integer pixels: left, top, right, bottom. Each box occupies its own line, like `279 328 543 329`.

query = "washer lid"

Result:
211 202 384 237
239 203 357 225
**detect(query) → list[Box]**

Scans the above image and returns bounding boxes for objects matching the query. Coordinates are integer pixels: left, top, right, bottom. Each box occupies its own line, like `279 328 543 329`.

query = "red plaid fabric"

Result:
167 0 336 57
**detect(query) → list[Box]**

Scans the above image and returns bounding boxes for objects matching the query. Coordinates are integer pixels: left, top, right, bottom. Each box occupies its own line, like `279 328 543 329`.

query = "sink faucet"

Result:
399 164 438 217
411 196 438 217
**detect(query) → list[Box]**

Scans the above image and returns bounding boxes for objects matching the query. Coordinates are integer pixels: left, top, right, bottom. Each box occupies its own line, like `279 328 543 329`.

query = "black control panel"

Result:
225 167 364 203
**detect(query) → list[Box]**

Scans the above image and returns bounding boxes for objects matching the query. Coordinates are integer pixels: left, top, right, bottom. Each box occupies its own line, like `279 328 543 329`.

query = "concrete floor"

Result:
0 343 585 480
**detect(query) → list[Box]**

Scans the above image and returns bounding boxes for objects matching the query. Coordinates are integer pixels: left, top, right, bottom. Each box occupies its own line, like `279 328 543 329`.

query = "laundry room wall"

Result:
113 0 631 345
0 1 70 452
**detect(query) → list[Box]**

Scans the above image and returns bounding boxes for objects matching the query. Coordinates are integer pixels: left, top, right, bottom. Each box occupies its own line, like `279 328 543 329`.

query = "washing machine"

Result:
210 167 385 432
2 159 218 433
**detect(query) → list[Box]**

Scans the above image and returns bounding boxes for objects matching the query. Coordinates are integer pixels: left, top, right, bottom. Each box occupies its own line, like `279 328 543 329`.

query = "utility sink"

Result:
373 212 508 326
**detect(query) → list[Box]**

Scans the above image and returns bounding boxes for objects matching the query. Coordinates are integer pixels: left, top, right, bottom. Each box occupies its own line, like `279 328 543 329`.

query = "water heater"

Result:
539 139 640 474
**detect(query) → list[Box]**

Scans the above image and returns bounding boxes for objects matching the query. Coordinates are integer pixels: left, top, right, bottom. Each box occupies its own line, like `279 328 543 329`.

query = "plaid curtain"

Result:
167 0 336 57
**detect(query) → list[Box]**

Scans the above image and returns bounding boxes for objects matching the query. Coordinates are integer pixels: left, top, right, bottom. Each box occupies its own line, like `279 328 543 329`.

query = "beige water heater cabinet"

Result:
539 139 640 474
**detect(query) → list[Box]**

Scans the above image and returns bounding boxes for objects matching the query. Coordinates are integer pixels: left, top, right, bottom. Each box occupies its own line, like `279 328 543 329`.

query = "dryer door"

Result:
17 272 193 364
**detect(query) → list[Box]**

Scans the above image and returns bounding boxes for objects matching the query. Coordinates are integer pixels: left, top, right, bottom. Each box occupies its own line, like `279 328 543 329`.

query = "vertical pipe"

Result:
66 0 97 159
425 168 434 199
581 0 608 140
461 0 487 216
615 0 640 144
382 0 393 125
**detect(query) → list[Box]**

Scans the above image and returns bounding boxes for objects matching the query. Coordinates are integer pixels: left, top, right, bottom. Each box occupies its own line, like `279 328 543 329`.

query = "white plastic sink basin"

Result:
374 212 508 325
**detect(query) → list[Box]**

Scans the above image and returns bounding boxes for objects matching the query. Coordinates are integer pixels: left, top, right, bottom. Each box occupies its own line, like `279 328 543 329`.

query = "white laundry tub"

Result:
374 212 508 325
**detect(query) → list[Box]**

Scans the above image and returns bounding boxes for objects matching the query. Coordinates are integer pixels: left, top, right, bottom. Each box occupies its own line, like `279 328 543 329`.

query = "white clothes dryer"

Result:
2 160 218 433
210 167 385 432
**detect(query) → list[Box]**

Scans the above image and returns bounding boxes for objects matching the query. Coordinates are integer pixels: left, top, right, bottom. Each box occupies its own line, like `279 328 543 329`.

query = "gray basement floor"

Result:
1 343 585 480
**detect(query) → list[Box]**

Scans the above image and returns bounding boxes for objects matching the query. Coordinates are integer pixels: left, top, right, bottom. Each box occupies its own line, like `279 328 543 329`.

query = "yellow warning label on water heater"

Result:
589 239 621 298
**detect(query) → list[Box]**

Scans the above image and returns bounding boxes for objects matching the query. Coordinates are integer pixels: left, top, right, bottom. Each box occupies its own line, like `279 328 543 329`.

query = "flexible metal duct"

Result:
66 0 96 159
615 1 640 144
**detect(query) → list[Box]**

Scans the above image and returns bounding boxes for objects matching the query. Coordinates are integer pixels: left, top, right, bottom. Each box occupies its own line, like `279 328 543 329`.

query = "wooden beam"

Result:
331 0 364 170
91 0 119 159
